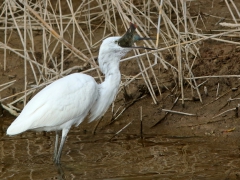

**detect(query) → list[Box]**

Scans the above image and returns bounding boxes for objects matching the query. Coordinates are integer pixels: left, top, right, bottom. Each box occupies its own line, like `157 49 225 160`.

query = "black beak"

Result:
117 23 155 50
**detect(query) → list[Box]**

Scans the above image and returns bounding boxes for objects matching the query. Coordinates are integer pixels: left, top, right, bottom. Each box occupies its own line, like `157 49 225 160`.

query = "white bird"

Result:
7 23 153 164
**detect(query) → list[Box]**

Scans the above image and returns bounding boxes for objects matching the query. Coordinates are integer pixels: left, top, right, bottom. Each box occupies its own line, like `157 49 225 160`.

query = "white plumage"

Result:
7 23 151 164
7 73 98 134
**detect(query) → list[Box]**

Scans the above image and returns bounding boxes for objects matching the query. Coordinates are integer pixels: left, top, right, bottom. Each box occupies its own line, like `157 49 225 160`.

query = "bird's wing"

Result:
7 73 98 134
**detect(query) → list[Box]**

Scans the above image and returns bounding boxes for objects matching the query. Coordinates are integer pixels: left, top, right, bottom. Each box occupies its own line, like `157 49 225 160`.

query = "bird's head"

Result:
98 23 154 74
117 23 154 50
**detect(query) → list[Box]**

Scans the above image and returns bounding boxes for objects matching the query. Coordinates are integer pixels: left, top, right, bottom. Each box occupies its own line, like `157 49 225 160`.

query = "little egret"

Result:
7 23 153 164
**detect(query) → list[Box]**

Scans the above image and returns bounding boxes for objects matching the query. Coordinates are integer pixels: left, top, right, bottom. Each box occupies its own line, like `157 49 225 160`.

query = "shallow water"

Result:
1 117 240 180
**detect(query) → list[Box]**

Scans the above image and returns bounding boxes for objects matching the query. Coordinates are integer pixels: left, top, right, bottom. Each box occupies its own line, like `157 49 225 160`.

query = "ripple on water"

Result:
1 128 240 179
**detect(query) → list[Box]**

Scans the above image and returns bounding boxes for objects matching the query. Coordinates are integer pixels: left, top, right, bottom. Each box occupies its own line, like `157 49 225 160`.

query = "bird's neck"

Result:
88 56 121 122
99 55 121 99
99 64 121 109
101 67 121 91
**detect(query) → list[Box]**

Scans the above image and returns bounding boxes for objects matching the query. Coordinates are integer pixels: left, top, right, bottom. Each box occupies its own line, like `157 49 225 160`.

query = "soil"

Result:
1 1 240 179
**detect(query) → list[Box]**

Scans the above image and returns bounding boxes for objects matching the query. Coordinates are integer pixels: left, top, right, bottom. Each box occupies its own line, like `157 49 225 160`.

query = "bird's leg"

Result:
53 130 60 161
54 128 70 164
92 116 103 135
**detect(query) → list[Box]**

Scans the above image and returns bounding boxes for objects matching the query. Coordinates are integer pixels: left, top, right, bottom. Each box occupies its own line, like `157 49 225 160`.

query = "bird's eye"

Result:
115 40 121 46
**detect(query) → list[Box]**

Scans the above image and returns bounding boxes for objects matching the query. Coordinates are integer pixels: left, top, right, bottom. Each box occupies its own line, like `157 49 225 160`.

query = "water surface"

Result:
1 116 240 180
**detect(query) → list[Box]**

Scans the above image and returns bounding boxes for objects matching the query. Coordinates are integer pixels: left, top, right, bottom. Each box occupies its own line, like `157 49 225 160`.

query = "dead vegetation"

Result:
0 0 240 125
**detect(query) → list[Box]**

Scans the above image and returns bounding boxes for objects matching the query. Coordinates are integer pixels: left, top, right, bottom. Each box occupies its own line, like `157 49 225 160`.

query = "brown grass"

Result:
0 0 240 117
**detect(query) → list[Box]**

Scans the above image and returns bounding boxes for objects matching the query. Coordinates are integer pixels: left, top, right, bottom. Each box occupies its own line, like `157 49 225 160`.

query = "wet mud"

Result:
1 0 240 179
1 113 240 179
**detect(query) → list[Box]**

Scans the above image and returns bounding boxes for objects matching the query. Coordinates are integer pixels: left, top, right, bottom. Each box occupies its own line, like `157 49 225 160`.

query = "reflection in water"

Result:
1 119 240 179
57 164 66 180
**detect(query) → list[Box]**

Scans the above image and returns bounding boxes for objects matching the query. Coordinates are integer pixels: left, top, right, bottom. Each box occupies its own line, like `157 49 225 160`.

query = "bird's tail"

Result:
7 118 28 135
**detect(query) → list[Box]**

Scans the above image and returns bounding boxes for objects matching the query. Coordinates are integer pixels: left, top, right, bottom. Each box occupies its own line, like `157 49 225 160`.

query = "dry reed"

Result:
0 0 239 121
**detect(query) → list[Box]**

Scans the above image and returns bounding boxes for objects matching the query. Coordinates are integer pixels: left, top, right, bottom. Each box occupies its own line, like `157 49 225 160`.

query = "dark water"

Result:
1 117 240 180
